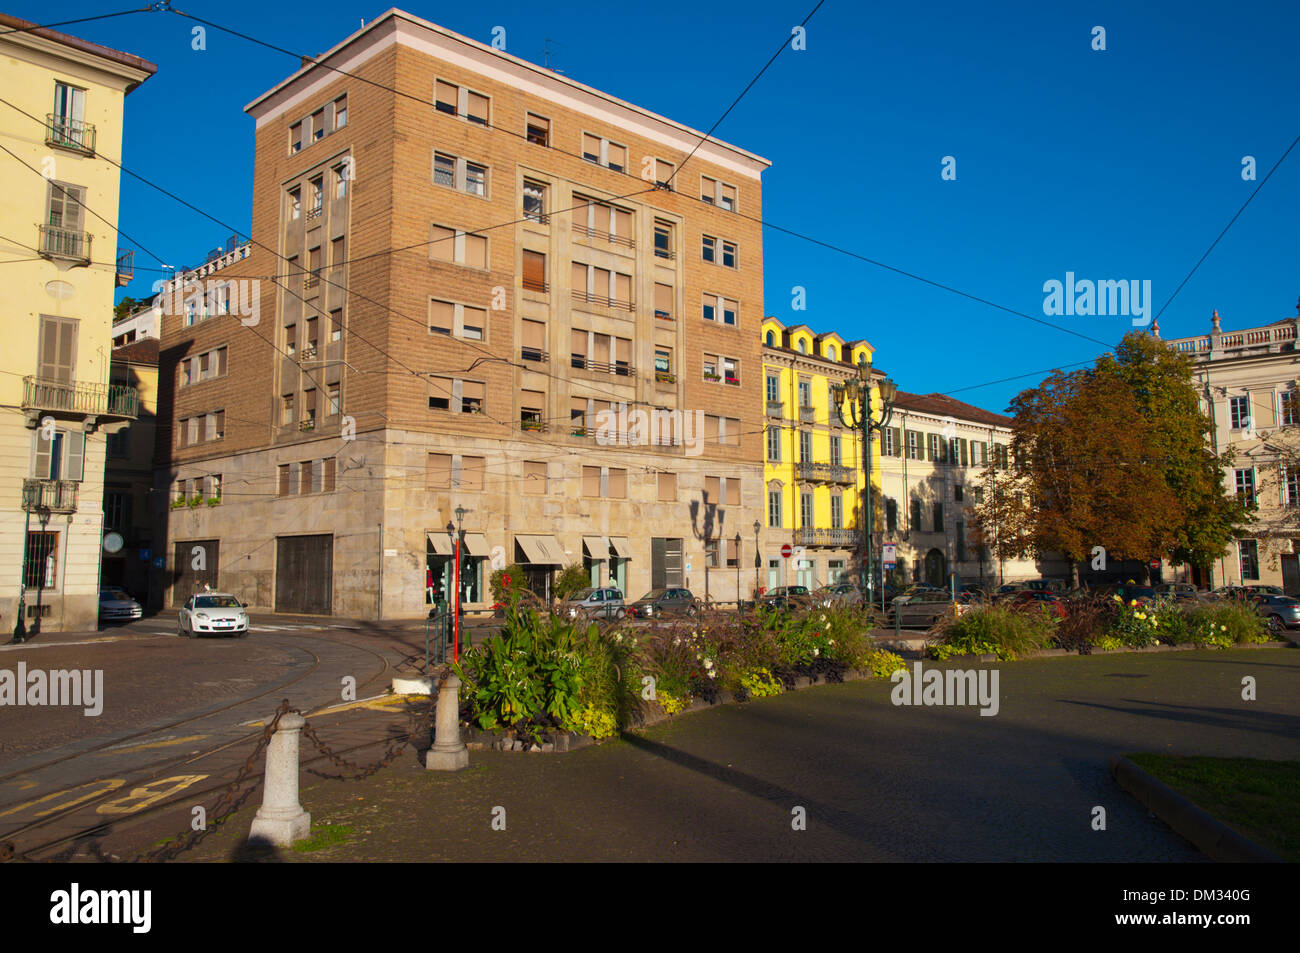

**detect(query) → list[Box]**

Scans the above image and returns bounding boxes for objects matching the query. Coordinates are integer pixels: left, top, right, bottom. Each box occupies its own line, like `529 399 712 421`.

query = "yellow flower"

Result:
1112 594 1122 602
1130 599 1138 607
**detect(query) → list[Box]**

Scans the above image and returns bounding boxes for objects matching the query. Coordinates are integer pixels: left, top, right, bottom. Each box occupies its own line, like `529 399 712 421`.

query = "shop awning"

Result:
516 534 565 565
463 533 490 557
609 537 632 559
427 533 453 556
582 535 611 558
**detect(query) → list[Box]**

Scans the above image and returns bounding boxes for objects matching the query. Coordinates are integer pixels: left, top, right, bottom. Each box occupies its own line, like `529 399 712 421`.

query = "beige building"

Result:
1163 305 1300 592
156 10 768 617
0 14 154 634
103 337 158 606
877 391 1065 590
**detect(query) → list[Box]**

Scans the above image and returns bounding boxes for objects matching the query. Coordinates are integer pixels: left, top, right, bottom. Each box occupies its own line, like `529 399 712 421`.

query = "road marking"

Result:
96 775 208 815
0 635 170 653
239 692 400 726
100 734 208 755
0 778 126 819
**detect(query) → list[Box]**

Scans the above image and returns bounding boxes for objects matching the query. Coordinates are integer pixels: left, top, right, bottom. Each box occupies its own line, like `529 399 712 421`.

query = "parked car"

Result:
890 589 957 628
812 583 863 608
1251 594 1300 633
1023 578 1067 593
178 592 249 638
1244 585 1286 596
1153 583 1210 605
628 588 698 619
1114 585 1158 607
99 588 143 623
564 587 626 621
1008 590 1068 618
762 585 813 610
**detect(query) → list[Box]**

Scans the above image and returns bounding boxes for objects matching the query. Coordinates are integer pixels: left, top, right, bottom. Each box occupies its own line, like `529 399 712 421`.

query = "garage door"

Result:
172 539 220 606
275 534 333 615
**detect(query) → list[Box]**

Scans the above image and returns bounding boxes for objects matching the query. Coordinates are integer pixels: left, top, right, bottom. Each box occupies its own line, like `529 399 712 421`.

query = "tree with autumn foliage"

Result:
970 332 1250 586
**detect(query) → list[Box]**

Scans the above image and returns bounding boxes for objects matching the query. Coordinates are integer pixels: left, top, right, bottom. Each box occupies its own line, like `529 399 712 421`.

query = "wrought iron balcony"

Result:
794 528 861 548
22 478 78 513
45 114 96 154
22 376 138 419
115 249 134 287
797 462 856 484
38 224 91 264
798 404 817 423
767 401 784 419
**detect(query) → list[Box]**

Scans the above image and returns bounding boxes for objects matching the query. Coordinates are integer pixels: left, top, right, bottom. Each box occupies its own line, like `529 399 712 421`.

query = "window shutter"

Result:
960 439 968 466
608 468 627 498
571 261 587 294
430 225 455 262
582 466 600 497
522 250 545 288
33 432 52 479
521 319 545 350
66 429 84 481
891 426 901 456
429 299 453 334
465 233 487 268
654 282 673 315
614 272 631 306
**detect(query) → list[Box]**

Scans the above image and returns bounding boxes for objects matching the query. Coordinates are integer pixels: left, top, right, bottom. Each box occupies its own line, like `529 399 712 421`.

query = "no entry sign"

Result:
780 543 793 559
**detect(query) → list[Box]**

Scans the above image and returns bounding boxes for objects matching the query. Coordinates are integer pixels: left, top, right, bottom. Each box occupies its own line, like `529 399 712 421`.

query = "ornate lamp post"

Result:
453 504 465 661
752 519 761 605
832 358 897 611
734 532 741 607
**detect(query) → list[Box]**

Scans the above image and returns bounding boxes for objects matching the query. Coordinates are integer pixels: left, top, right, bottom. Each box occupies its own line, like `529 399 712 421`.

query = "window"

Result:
334 95 347 129
652 157 675 189
289 122 302 154
331 236 346 275
311 109 325 142
429 297 488 341
830 435 842 467
1286 467 1300 506
581 133 626 172
798 380 812 409
886 498 898 534
1283 391 1298 427
522 249 546 292
954 485 964 502
800 430 812 463
767 426 781 461
526 113 549 146
911 499 923 531
702 293 738 326
432 151 489 197
433 152 456 187
766 375 779 402
281 394 294 426
104 490 131 530
768 487 783 527
1239 540 1259 581
1229 395 1250 430
722 241 737 268
460 380 485 414
278 464 291 497
288 187 301 220
974 486 985 504
654 221 673 259
522 461 547 494
427 453 452 489
308 177 323 216
705 539 719 568
883 428 897 456
830 496 843 530
658 472 677 502
1235 468 1255 504
523 180 547 222
51 82 86 148
933 502 944 532
464 162 486 196
307 245 322 287
722 357 739 385
334 164 348 198
434 80 490 125
701 175 738 210
302 390 316 428
327 384 340 417
800 492 814 528
205 411 225 441
654 347 672 377
459 456 485 491
107 429 129 458
330 308 343 342
571 262 633 310
702 235 716 263
654 283 673 320
722 417 741 447
581 466 626 498
32 427 84 481
23 531 58 590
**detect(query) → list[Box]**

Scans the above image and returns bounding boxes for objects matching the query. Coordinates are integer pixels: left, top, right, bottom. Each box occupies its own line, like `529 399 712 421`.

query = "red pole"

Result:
453 537 461 663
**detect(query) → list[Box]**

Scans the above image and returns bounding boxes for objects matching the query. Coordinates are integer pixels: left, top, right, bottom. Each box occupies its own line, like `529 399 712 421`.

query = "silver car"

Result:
179 592 250 638
890 590 957 628
99 588 143 622
564 587 626 621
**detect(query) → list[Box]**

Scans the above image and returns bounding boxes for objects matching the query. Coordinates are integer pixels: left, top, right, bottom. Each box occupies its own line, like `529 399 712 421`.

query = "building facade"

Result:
877 391 1062 590
0 14 154 633
1163 306 1300 592
759 317 879 594
156 10 768 617
102 338 158 606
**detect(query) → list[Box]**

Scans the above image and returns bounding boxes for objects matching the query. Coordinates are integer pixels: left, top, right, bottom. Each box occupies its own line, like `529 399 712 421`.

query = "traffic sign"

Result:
780 543 793 559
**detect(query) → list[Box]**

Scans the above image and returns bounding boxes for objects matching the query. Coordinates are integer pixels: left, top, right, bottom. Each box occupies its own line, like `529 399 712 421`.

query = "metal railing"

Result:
794 527 861 547
38 225 91 263
522 278 549 293
570 358 635 377
571 289 634 311
115 249 134 287
21 478 78 513
572 223 635 248
520 347 549 363
798 405 816 423
796 462 856 484
767 401 784 418
22 376 138 417
519 417 548 432
46 114 96 153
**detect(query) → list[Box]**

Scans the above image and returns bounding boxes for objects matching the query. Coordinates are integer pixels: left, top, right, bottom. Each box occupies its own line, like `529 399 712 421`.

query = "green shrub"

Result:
928 604 1054 660
487 563 528 605
554 562 593 602
1106 598 1160 647
1184 601 1269 646
862 648 908 678
1052 593 1119 652
737 667 783 699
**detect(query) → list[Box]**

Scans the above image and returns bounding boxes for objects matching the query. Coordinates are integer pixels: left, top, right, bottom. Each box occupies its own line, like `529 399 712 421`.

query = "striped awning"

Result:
516 534 565 565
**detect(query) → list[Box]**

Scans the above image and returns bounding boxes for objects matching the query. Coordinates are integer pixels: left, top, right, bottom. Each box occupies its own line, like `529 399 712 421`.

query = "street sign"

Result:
139 548 151 561
882 542 897 570
152 557 165 569
780 543 792 559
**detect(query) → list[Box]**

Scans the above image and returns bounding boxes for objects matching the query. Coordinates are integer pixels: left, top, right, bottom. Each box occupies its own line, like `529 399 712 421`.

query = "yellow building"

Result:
760 317 884 593
0 14 155 634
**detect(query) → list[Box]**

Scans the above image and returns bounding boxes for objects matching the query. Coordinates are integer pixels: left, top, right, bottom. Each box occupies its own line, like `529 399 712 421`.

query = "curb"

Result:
1109 755 1284 863
969 640 1291 663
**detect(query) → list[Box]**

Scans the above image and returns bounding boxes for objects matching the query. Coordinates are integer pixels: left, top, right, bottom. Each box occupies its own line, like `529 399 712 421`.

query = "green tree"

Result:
113 296 143 322
553 562 592 602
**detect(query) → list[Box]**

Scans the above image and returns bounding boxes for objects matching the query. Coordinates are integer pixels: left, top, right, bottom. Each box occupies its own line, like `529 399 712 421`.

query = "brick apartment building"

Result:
157 9 769 617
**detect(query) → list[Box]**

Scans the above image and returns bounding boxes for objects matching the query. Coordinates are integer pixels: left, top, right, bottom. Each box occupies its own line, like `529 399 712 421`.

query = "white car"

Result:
179 592 250 638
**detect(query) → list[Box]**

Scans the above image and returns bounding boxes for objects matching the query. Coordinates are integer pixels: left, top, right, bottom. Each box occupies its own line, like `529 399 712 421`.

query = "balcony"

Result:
655 370 676 384
45 114 96 154
522 277 549 293
22 478 78 513
38 225 91 264
519 417 548 433
571 289 634 312
794 528 861 548
797 462 856 484
22 376 138 420
798 405 816 423
767 401 784 419
520 347 549 364
572 224 635 249
115 249 134 287
570 357 634 378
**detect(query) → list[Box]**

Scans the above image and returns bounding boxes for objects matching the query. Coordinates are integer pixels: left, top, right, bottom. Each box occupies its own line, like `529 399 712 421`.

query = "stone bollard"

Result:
425 674 469 771
248 712 311 846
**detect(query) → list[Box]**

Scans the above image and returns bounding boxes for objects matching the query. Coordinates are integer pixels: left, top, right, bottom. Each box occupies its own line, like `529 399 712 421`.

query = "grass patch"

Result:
291 823 355 853
1127 754 1300 861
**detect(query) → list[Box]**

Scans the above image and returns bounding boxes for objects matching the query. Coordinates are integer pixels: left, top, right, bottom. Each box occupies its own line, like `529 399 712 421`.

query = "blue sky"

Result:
23 0 1300 413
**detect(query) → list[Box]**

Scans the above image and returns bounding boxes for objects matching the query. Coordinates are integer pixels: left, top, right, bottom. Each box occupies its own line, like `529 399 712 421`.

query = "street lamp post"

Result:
833 359 896 612
734 532 741 608
33 506 51 636
752 519 761 608
453 504 465 663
